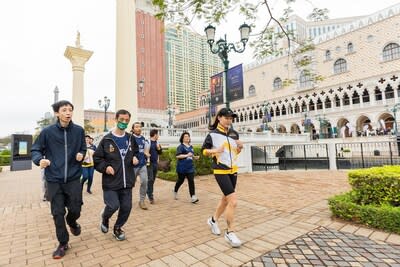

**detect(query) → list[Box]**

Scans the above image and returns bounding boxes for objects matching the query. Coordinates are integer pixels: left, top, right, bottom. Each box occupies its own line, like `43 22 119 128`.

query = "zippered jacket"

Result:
93 132 139 191
202 124 240 174
31 121 86 183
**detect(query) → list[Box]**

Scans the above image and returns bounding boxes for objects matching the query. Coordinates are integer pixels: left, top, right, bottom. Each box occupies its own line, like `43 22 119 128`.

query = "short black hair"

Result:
179 131 190 143
85 135 92 139
52 100 74 112
150 129 158 137
115 109 131 119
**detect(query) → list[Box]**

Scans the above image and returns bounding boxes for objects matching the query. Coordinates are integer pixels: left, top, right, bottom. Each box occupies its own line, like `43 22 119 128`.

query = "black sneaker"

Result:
113 227 126 241
100 209 109 233
69 223 81 236
52 243 68 259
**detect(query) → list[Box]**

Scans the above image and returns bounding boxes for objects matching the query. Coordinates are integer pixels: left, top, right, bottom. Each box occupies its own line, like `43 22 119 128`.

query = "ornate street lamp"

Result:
262 101 271 132
302 109 310 133
138 79 145 96
98 96 111 132
388 102 400 135
167 104 175 128
207 93 212 125
204 23 251 109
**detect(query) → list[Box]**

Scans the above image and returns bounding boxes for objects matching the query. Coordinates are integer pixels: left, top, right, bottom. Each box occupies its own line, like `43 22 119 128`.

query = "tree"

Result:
84 119 95 134
153 0 328 85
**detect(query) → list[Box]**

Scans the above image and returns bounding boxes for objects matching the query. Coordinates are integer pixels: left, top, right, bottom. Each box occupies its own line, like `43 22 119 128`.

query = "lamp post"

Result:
204 23 251 109
315 115 327 139
138 79 145 96
262 101 271 132
167 104 175 128
98 96 111 132
302 110 310 133
207 93 212 125
388 103 400 135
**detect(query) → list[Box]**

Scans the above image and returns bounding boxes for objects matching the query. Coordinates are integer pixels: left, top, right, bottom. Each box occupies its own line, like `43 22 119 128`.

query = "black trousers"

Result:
103 188 132 229
174 172 195 197
146 163 158 200
47 179 82 245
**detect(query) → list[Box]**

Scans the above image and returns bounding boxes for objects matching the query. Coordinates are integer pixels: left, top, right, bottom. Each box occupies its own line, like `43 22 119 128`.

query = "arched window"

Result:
275 107 281 117
324 97 332 109
248 85 256 96
362 89 370 103
325 50 331 60
347 42 354 53
249 111 253 120
273 77 282 89
316 98 323 110
299 71 312 88
352 91 360 104
334 58 347 74
385 84 394 99
281 105 287 115
383 43 400 61
343 93 350 106
375 87 382 101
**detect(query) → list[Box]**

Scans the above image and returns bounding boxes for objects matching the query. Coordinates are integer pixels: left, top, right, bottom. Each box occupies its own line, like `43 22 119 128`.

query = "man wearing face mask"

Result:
93 109 139 241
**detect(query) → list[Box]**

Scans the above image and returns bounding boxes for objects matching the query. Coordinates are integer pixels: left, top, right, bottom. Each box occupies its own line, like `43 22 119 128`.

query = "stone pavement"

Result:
0 167 399 267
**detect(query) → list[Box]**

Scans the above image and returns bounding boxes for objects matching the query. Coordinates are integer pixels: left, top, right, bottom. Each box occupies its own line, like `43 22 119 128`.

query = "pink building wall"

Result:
135 10 167 110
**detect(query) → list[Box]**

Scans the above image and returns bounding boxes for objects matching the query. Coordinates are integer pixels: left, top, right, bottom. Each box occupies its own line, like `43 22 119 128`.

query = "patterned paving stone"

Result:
246 227 400 266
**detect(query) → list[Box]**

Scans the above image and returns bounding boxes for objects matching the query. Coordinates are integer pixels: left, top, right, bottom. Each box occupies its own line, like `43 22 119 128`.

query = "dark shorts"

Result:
214 173 237 196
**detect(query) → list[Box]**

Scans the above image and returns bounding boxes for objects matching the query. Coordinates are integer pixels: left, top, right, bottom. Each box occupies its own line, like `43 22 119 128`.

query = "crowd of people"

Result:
31 100 244 259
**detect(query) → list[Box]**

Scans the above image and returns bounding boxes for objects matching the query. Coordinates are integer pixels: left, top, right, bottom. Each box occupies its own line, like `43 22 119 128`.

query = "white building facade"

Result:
176 5 400 137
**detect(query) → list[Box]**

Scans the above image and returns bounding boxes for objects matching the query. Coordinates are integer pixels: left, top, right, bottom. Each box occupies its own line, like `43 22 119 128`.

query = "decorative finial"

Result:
75 31 82 48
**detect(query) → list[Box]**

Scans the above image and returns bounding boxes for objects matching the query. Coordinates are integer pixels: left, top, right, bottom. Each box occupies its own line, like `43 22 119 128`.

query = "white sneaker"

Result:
191 195 199 203
173 191 178 200
224 231 241 248
207 217 221 235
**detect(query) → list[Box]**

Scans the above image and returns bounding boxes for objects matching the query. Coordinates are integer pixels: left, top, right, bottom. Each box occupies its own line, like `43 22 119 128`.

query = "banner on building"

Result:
227 64 244 102
210 72 224 105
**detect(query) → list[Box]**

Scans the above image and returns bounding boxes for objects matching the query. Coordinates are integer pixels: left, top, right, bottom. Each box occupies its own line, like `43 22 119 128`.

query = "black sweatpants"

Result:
47 179 82 245
174 172 195 197
103 188 132 229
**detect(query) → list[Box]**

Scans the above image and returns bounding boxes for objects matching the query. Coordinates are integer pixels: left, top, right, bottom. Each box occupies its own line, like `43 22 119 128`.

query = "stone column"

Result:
64 35 93 127
116 0 138 120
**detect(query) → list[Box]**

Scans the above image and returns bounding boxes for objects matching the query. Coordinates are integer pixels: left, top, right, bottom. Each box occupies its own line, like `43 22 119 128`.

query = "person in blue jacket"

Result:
174 132 199 203
31 100 86 259
94 109 139 241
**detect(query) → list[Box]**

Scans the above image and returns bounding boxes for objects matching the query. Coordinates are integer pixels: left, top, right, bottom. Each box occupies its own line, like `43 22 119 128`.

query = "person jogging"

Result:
31 100 86 259
202 107 244 248
94 109 139 241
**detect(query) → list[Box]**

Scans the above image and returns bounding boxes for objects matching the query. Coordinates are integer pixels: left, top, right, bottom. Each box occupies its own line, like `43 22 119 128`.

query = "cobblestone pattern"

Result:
246 227 400 267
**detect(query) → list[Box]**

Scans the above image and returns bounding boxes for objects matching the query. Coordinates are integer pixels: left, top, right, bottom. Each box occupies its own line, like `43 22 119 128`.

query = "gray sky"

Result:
0 0 399 138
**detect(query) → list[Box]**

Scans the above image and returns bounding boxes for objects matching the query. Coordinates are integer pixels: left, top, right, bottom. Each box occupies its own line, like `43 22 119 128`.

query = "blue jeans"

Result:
146 163 158 200
81 166 94 192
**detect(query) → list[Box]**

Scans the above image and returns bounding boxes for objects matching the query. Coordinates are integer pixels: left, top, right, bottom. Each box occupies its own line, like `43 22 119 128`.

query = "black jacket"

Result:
93 132 139 191
31 121 86 183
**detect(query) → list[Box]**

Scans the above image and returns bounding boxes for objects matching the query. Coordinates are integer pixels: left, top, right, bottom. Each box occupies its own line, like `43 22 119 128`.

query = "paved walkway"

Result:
0 167 399 267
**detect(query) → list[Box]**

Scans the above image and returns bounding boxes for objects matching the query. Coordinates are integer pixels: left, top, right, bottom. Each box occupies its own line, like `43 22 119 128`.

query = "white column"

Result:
64 46 93 127
116 0 138 120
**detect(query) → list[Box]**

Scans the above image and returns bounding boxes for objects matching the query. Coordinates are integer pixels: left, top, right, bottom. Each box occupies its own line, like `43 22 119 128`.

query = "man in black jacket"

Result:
31 100 86 259
94 109 139 241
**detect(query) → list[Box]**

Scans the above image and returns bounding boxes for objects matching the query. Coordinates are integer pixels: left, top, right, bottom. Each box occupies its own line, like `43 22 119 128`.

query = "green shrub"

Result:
0 149 10 155
0 155 11 166
348 166 400 206
329 192 400 234
157 146 213 181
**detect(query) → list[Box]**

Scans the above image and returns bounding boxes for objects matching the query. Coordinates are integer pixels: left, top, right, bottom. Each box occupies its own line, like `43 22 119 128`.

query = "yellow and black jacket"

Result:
202 124 240 174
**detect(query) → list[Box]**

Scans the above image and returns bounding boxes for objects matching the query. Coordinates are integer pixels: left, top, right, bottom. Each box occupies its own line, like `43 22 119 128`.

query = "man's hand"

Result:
132 156 139 165
235 140 244 149
76 153 84 162
106 166 115 175
39 159 51 169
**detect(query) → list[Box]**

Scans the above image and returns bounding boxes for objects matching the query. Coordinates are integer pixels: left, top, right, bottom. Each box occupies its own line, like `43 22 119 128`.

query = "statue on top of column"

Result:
75 31 82 48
